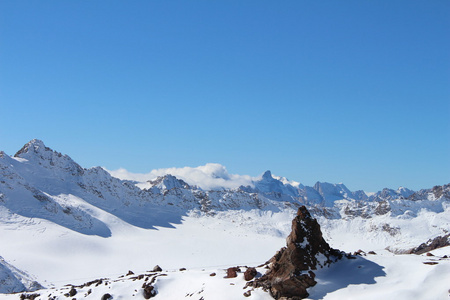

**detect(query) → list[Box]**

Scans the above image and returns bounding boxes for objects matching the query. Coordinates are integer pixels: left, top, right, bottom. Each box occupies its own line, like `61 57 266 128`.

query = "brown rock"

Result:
152 265 162 272
244 267 257 281
250 206 342 299
210 272 216 277
20 294 40 300
409 233 450 255
68 287 77 297
226 267 240 278
353 249 365 256
142 282 156 299
426 252 434 256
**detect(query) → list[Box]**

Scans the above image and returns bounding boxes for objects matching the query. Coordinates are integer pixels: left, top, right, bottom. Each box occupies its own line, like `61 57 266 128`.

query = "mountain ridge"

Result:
1 139 449 245
2 140 449 215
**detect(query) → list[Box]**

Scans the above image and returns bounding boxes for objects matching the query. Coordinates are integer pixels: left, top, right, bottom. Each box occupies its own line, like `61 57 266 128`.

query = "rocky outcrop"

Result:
251 206 343 299
409 233 450 255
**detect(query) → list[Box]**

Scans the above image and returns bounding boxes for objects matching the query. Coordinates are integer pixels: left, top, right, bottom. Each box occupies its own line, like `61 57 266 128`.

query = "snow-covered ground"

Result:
0 209 449 299
0 210 289 287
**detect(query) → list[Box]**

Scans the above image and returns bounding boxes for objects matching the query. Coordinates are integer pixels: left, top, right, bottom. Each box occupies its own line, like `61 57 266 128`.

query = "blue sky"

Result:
1 1 449 191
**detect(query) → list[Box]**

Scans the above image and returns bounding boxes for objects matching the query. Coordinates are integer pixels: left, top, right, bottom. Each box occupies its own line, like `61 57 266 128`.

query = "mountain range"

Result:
1 139 448 232
0 139 449 299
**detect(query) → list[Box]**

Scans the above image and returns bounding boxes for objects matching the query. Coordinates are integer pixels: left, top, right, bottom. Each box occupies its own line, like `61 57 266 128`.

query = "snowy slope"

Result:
0 256 42 294
0 139 449 299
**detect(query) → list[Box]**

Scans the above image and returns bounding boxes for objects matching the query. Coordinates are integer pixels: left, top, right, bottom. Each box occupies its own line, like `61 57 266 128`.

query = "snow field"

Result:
306 248 450 300
0 210 288 287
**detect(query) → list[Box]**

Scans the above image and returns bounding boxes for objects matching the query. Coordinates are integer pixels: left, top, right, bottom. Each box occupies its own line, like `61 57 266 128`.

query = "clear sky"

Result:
1 0 449 192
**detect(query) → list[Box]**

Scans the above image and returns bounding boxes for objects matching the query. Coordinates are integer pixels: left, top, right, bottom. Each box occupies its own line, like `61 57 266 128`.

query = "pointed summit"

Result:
262 170 273 179
252 170 300 198
14 139 50 158
13 139 84 176
148 174 190 191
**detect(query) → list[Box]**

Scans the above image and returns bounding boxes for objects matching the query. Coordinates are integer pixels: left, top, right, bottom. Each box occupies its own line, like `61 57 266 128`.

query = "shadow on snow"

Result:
307 256 386 300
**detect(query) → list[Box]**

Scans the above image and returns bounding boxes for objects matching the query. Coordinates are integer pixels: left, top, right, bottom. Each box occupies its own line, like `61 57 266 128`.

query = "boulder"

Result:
226 267 240 278
68 287 77 296
152 265 162 272
142 282 156 299
244 267 257 281
101 294 112 300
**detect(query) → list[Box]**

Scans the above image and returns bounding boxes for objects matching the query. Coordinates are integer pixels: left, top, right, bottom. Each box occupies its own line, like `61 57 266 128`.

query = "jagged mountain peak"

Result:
314 181 350 190
311 181 354 206
397 186 414 197
252 170 301 198
261 170 273 179
12 139 84 177
148 174 191 190
407 183 450 201
14 139 51 158
374 186 415 201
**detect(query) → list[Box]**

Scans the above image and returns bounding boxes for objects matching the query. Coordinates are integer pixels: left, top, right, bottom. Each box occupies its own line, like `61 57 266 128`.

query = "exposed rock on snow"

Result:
243 267 257 281
142 282 157 299
409 233 450 255
226 267 240 278
151 265 162 272
251 206 342 299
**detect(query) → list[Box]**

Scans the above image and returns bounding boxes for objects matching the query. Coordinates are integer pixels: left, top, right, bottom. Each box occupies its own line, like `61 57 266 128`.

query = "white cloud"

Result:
105 163 256 190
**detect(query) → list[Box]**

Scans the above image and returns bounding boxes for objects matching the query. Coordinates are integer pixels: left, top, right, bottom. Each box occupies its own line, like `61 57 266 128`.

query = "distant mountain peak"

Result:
262 170 273 179
14 139 50 158
148 174 191 190
11 139 84 176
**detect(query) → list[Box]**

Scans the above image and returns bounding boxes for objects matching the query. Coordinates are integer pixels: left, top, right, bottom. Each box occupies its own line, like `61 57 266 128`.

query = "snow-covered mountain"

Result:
0 139 449 299
1 139 449 244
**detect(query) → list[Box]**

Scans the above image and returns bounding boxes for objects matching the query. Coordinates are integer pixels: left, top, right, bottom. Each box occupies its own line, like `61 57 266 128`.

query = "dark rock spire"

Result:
252 206 343 299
